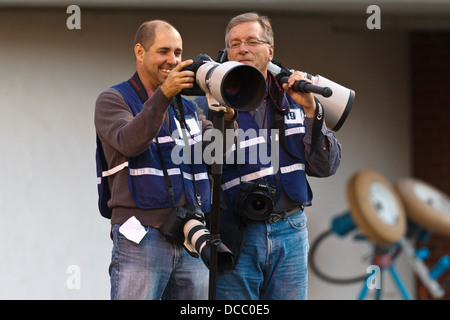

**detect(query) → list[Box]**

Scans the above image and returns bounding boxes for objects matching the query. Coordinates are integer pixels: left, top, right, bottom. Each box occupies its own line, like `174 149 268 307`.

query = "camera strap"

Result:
267 74 304 162
127 72 149 103
267 72 323 160
154 138 177 207
173 94 202 206
154 95 202 207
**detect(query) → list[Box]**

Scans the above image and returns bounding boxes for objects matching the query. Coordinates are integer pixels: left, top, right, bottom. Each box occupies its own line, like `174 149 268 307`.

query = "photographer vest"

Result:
220 94 313 212
96 75 211 219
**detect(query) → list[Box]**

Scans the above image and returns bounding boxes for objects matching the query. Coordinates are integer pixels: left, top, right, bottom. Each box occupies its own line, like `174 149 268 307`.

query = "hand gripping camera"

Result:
159 204 233 270
268 60 355 132
236 179 277 222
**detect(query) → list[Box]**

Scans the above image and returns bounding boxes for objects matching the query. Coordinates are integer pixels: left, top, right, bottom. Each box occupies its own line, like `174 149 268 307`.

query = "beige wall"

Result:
0 8 413 299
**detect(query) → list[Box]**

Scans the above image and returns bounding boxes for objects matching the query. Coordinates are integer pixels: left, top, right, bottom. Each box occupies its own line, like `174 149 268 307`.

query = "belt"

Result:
266 204 305 224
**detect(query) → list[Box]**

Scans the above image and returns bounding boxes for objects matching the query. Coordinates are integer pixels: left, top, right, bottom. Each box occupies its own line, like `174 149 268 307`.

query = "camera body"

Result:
159 204 205 243
160 203 234 270
236 179 277 222
181 54 212 96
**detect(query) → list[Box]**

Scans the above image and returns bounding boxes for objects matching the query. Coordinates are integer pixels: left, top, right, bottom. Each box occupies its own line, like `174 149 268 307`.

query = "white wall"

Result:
0 8 413 299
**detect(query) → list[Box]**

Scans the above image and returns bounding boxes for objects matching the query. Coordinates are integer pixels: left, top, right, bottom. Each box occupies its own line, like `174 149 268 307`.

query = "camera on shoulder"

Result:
236 179 277 222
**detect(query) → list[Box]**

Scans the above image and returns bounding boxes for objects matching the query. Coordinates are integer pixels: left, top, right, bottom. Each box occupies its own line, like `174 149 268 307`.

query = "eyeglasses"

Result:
228 39 270 50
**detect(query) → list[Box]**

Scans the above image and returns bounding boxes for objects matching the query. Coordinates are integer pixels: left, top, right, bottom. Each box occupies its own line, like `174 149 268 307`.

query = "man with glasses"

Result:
196 12 341 300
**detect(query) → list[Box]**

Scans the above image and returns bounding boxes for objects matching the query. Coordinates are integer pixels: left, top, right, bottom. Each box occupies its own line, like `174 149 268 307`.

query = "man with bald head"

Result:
95 20 217 300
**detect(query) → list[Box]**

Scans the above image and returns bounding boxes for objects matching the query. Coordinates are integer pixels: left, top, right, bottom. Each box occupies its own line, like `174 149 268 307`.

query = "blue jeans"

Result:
216 210 309 300
109 224 209 300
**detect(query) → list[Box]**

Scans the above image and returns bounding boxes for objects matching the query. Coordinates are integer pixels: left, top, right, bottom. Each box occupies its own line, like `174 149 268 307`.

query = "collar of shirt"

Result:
250 99 268 129
143 84 154 100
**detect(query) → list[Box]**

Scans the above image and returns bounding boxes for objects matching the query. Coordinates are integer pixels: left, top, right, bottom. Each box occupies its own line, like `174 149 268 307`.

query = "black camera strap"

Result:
173 94 202 206
128 72 149 103
267 73 304 162
155 138 176 207
267 72 324 160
